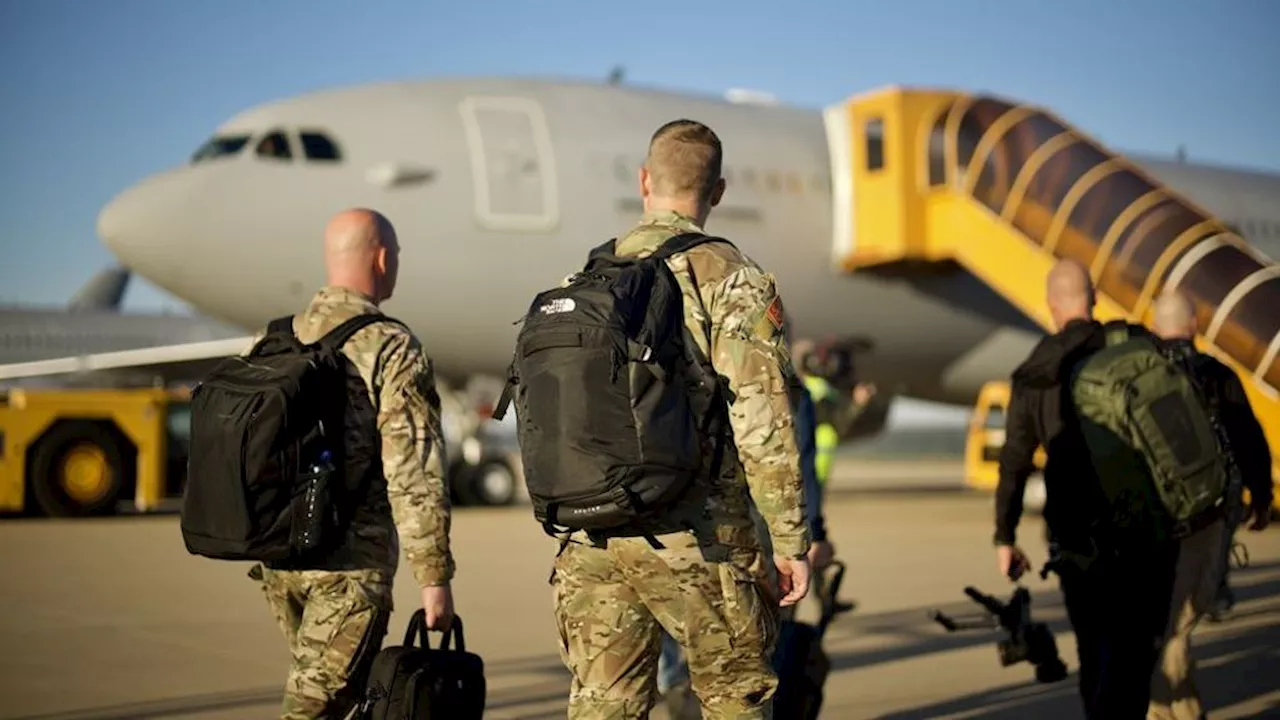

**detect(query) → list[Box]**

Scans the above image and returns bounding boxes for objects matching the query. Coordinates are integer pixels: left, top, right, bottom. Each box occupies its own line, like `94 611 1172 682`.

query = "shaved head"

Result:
323 208 399 303
1153 289 1197 339
639 119 726 224
1045 259 1095 329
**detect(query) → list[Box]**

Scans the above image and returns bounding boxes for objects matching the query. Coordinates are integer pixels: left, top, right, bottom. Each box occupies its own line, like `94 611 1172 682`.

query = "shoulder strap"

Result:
316 313 403 352
649 232 735 262
585 233 736 267
267 315 294 335
1101 320 1130 347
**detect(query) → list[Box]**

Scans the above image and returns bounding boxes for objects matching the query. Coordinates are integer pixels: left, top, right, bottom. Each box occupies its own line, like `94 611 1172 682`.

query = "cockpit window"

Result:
255 131 292 161
299 131 341 162
191 134 250 163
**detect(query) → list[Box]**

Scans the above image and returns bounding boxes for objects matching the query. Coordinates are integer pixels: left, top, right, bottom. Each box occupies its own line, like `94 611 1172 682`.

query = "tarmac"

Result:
1 457 1278 719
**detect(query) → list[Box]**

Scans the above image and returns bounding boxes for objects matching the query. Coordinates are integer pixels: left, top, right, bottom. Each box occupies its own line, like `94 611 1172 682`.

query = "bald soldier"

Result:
546 119 811 719
1148 289 1273 720
246 208 455 719
995 259 1178 719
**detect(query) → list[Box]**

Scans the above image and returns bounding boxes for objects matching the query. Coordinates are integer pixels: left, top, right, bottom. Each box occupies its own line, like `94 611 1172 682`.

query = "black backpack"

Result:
180 313 394 562
358 612 486 720
491 232 732 534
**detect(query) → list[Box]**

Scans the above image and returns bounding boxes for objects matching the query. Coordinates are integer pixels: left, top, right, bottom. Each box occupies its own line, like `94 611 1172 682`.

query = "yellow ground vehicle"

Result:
964 380 1044 492
0 386 192 517
965 379 1279 512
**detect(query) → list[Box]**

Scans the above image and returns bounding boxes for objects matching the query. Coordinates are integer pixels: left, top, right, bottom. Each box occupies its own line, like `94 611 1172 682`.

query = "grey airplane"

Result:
5 76 1280 468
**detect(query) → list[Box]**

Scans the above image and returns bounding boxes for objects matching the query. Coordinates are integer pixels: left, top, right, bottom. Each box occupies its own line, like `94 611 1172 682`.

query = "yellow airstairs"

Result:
823 87 1279 500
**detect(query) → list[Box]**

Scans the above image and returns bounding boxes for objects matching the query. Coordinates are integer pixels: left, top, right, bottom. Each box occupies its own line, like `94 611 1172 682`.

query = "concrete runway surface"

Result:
2 458 1278 719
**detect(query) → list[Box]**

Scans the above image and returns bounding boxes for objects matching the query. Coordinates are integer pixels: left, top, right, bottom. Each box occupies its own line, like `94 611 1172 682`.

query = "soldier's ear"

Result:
639 166 652 199
710 177 725 207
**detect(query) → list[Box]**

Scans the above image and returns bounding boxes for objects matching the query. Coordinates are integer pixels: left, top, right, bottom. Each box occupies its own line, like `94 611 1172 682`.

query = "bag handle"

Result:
403 610 467 652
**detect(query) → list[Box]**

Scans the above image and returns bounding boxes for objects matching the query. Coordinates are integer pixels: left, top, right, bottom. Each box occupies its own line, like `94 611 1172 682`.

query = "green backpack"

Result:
1069 323 1229 541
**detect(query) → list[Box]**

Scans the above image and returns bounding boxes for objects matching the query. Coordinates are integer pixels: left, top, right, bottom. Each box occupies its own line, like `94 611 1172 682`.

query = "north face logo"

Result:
538 298 576 315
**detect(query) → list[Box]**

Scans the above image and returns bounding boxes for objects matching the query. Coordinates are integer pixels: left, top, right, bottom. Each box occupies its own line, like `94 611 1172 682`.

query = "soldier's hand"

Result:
774 555 811 607
1247 500 1272 532
996 544 1031 581
421 583 454 631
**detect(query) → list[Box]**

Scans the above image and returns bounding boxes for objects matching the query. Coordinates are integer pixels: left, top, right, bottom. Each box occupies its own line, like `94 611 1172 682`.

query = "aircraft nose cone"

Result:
96 192 128 255
96 174 182 275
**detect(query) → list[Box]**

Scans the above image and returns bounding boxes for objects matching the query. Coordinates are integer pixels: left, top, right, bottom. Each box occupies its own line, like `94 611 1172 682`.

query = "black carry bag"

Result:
180 313 394 562
491 232 734 535
358 612 486 720
772 560 856 720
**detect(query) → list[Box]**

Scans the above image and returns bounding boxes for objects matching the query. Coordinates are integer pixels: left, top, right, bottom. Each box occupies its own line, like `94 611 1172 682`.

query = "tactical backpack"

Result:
1069 322 1230 539
180 313 394 562
491 232 732 534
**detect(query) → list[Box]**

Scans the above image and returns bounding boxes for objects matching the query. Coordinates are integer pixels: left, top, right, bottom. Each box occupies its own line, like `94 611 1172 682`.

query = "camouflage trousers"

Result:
250 564 393 720
551 529 780 719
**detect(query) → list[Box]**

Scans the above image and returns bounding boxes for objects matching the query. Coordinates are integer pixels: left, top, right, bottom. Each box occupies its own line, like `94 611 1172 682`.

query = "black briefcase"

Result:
358 611 485 719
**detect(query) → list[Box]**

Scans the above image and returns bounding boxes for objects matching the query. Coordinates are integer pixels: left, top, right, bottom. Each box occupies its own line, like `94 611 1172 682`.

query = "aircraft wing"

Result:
0 337 254 386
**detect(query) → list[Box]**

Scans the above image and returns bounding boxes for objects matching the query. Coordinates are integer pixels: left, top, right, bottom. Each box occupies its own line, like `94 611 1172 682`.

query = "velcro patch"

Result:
765 296 785 330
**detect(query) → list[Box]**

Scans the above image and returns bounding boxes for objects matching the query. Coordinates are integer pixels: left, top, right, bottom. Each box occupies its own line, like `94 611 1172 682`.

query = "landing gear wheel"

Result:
459 457 518 507
29 421 128 517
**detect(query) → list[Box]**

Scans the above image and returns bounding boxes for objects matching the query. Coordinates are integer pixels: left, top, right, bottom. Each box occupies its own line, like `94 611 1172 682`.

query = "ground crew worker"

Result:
1147 289 1273 720
247 208 456 719
790 339 876 486
548 119 811 719
994 259 1178 719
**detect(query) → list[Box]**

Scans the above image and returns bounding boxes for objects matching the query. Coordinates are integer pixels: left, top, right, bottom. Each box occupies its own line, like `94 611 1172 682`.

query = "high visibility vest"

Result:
802 375 838 484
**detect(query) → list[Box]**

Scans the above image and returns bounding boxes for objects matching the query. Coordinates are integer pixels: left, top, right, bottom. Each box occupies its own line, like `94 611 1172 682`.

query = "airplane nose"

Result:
96 173 185 273
95 188 133 257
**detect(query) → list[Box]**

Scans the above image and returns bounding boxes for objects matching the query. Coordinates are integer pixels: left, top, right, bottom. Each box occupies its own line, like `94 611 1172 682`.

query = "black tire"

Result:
28 421 129 517
462 457 518 507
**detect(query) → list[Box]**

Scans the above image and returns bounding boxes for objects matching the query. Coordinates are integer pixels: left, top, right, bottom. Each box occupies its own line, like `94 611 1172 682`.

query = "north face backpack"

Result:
180 312 395 562
1069 322 1230 539
491 232 732 534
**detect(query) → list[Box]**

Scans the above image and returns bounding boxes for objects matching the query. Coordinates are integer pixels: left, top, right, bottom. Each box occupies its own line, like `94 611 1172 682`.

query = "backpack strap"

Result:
1102 320 1131 347
650 232 736 261
316 313 404 352
586 233 736 266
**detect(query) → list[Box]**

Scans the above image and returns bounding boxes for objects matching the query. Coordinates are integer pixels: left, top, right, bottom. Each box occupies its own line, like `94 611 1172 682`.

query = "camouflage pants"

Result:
250 564 393 720
551 530 780 719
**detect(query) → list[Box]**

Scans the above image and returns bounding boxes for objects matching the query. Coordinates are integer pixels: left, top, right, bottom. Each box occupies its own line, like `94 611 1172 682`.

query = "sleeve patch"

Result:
765 295 785 330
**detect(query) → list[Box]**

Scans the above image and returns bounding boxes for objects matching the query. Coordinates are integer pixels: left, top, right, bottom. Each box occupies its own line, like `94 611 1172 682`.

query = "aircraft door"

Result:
459 96 560 232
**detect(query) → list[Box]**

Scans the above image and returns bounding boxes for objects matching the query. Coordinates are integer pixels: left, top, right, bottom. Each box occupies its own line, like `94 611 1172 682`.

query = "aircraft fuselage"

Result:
96 78 1280 407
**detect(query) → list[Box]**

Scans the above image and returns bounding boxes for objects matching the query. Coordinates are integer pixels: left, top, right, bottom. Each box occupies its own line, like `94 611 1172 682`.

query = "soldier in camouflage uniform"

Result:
246 208 456 719
550 120 812 719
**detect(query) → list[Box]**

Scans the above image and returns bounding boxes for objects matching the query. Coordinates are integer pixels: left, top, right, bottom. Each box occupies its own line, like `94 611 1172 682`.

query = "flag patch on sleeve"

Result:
765 295 785 330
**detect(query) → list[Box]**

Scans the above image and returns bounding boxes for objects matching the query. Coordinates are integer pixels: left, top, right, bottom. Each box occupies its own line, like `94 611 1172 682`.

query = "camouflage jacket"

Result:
604 210 811 558
250 286 455 586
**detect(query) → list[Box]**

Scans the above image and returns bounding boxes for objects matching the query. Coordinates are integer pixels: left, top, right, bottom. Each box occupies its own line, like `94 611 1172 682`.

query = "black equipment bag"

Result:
359 612 486 720
180 312 394 562
772 560 856 720
492 233 734 534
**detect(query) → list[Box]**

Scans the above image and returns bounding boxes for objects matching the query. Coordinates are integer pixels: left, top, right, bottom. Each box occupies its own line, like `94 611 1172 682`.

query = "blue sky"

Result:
1 0 1277 315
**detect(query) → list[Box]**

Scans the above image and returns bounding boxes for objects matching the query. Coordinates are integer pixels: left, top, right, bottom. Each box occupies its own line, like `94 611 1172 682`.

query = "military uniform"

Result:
247 286 455 719
551 210 810 719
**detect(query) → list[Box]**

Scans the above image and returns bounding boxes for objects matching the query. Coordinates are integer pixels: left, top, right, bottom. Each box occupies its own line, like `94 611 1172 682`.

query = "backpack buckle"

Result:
1170 519 1192 539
